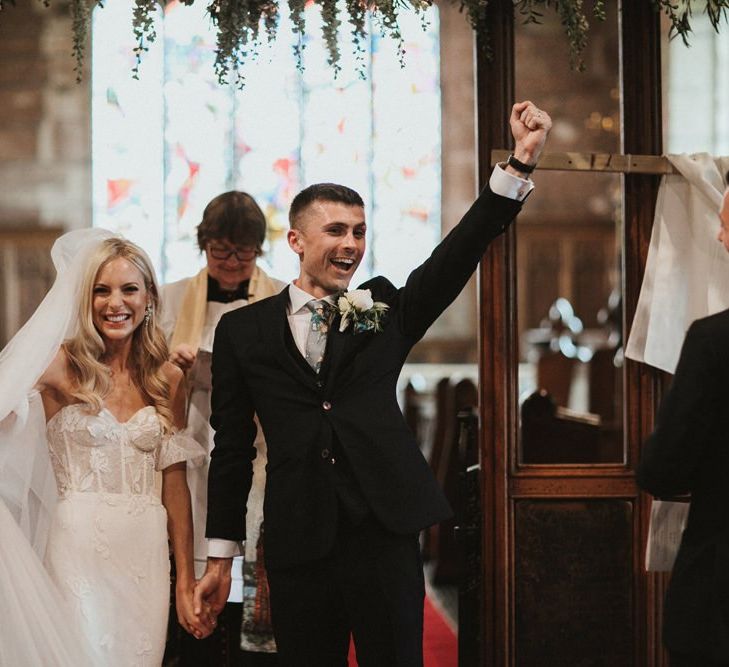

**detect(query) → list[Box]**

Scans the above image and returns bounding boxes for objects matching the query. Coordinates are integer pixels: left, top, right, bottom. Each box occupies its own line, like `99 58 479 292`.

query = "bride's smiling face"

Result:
91 258 149 342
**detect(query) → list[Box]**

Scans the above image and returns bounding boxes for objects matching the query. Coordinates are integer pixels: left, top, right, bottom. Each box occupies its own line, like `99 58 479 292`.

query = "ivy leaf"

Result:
131 0 159 79
316 0 341 75
207 0 279 87
70 0 91 83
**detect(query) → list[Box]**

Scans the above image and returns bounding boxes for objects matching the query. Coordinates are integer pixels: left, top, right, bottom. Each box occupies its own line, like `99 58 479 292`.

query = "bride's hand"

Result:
176 580 212 639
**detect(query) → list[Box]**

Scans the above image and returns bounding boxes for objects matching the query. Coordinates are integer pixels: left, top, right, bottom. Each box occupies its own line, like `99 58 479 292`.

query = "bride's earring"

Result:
144 303 153 325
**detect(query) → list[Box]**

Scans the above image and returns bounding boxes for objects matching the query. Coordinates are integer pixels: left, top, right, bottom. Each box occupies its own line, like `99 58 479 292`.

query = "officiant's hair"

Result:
63 238 173 432
197 190 266 253
289 183 365 230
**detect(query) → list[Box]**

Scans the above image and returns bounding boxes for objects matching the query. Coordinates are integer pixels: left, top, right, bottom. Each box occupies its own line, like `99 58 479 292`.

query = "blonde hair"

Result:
63 238 173 432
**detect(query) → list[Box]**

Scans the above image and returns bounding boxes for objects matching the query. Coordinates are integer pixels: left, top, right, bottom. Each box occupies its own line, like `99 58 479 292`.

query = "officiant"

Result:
160 190 284 665
637 178 729 666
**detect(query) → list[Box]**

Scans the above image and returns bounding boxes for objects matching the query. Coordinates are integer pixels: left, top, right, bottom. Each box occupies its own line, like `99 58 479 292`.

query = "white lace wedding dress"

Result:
0 499 94 667
40 403 202 667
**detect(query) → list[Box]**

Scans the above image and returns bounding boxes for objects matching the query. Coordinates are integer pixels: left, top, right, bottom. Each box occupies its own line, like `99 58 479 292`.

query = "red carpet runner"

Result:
347 596 457 666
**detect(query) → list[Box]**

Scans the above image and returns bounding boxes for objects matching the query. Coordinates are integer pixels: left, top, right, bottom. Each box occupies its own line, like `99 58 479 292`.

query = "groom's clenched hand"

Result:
508 100 552 175
193 556 233 638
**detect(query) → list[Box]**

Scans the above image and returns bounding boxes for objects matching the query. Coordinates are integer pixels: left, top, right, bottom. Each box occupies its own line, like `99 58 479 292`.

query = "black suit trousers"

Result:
266 514 424 667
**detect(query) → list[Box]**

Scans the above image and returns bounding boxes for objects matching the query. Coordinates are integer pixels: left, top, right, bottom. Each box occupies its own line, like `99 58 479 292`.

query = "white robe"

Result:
625 153 729 373
160 268 283 653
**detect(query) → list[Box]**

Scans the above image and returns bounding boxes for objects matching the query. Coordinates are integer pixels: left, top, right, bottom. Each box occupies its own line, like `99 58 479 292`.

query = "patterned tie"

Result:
304 300 332 373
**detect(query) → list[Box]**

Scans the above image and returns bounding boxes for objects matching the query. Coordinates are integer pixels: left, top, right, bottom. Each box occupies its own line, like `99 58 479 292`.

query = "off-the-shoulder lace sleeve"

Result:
156 430 206 471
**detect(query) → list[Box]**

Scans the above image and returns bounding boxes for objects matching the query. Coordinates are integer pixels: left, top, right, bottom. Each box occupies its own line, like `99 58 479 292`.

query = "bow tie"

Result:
207 276 250 303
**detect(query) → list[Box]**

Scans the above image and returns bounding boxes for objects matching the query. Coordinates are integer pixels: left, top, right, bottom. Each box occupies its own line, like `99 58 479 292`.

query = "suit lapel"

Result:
321 286 387 390
270 288 318 388
269 286 377 391
320 317 370 392
319 316 347 388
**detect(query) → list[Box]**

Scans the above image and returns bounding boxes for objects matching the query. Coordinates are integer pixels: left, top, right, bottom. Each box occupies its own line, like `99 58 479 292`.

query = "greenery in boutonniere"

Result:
1 0 727 84
336 289 389 334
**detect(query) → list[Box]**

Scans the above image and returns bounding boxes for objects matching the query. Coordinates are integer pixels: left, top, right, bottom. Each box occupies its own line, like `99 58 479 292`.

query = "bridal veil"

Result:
0 227 117 555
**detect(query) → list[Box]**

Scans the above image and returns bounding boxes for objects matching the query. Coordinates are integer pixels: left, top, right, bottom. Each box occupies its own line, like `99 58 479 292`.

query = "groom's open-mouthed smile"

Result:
287 200 366 298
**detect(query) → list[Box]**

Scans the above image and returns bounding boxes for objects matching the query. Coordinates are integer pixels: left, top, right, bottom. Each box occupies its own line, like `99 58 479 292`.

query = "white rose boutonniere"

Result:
336 288 389 334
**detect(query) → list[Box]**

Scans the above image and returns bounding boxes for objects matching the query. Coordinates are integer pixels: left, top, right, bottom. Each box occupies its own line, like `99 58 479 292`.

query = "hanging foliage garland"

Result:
0 0 728 85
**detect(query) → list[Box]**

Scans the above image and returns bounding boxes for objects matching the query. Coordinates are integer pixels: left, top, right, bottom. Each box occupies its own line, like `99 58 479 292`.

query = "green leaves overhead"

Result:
208 0 279 86
3 0 728 85
70 0 92 81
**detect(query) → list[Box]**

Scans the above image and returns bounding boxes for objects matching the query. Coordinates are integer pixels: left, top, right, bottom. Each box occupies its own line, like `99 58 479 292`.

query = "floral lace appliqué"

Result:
68 575 92 620
93 515 111 560
46 404 181 498
134 632 153 667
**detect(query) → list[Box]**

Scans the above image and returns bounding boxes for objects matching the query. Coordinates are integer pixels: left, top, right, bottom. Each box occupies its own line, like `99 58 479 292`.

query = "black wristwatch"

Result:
506 153 536 175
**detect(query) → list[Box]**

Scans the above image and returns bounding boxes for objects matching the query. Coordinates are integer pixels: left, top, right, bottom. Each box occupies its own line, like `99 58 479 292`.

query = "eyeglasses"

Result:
207 244 258 261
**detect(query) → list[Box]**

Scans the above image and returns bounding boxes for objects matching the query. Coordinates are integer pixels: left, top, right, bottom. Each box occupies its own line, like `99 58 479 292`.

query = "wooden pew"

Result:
520 389 604 464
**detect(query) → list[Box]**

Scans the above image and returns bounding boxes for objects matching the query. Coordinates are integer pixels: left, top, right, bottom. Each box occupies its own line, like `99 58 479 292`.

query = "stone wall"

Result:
414 0 478 362
0 0 91 230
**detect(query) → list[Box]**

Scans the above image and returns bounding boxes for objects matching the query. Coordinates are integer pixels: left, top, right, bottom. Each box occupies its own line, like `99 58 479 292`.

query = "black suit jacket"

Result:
637 309 729 660
207 185 523 570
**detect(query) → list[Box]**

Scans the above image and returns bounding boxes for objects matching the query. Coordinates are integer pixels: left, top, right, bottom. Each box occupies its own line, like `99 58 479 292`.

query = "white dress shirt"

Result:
287 283 337 356
207 164 531 560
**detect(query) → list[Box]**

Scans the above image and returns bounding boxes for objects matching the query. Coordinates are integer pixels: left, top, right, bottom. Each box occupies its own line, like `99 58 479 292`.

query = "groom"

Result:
195 101 551 665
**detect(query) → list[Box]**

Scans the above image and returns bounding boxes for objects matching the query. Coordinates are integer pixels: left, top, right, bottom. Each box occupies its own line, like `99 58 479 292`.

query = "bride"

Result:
0 229 208 666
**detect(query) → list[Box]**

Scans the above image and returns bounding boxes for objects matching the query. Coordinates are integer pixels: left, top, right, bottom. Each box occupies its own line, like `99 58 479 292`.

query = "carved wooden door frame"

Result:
475 2 666 664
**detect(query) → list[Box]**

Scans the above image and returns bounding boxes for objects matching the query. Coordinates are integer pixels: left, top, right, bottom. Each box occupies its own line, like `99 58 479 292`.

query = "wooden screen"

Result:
475 1 666 665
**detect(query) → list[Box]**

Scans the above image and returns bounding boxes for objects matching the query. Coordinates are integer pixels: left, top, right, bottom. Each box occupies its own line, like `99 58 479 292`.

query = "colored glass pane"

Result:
92 1 440 286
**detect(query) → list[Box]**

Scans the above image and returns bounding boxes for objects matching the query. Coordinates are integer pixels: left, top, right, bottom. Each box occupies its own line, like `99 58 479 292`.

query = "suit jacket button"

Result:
321 449 330 458
316 380 323 388
322 401 332 411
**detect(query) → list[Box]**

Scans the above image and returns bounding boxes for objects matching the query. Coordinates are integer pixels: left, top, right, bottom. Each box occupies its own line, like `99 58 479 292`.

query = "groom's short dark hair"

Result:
289 183 364 229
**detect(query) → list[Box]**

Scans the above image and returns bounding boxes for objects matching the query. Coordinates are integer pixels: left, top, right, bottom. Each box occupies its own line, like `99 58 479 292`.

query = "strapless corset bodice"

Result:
46 404 164 499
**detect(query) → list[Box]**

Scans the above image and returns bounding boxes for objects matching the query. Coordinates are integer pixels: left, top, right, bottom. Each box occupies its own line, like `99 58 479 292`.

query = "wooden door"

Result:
475 2 667 665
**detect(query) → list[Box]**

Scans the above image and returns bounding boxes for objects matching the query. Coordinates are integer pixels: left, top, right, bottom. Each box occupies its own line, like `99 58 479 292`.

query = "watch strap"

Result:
507 153 536 175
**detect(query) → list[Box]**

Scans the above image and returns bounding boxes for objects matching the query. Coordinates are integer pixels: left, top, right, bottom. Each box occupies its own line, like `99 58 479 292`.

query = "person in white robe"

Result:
160 191 284 665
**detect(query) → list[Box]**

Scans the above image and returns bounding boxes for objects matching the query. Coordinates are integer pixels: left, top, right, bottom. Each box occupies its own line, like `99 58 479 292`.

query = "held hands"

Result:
176 579 212 639
508 100 552 173
170 344 197 372
191 557 233 639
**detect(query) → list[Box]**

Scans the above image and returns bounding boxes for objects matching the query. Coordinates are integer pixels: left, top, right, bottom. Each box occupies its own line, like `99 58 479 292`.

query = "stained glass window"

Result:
92 1 440 286
664 13 729 155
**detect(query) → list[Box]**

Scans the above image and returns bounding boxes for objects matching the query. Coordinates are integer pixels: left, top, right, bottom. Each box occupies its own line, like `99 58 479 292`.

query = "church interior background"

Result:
0 1 727 665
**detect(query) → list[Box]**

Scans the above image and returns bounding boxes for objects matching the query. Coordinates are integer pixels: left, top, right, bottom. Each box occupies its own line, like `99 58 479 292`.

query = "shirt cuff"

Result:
490 163 534 201
207 538 244 558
